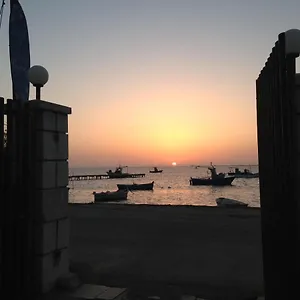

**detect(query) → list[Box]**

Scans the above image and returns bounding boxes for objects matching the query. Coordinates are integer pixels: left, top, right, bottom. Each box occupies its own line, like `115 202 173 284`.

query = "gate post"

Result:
27 100 72 294
256 29 300 299
1 98 73 297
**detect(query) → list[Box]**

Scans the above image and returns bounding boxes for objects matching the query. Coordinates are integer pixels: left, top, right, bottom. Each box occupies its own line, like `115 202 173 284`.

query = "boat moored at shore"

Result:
216 197 248 207
93 189 128 202
117 181 154 191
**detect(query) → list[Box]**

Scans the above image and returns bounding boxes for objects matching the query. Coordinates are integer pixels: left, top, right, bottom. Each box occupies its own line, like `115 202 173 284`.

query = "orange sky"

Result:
68 73 258 167
2 1 298 167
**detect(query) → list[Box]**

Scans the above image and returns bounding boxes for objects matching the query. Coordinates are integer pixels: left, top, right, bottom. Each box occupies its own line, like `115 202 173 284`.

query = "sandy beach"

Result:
69 204 263 299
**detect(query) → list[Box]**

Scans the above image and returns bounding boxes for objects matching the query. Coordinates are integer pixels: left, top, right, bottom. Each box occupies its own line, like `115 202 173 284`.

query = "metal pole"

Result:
35 85 41 100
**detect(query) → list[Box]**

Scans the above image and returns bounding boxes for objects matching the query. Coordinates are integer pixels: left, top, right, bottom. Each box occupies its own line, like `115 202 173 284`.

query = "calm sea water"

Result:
69 165 260 207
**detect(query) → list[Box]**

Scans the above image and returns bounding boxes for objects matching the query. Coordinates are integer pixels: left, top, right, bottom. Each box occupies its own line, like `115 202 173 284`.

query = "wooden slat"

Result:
22 102 36 296
2 99 16 295
0 97 4 294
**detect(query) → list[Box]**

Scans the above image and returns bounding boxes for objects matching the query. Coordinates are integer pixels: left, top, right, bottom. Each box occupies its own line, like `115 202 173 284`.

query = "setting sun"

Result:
172 162 177 166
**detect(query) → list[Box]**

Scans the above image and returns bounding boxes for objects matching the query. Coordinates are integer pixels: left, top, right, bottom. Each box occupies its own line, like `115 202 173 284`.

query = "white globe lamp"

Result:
28 65 49 100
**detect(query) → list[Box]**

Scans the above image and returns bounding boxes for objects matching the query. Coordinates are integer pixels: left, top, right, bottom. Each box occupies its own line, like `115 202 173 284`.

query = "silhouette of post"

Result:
0 98 72 297
0 97 4 292
256 29 300 299
30 100 71 293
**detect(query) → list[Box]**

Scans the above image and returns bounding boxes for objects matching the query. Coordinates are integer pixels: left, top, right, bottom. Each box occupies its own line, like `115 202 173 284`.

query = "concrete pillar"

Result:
28 100 71 293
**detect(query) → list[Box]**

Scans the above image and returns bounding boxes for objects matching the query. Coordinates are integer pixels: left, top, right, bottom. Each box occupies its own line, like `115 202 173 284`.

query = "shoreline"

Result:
69 202 261 209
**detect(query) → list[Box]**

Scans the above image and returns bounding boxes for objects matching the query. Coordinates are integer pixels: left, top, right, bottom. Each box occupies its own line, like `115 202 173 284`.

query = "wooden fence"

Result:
0 99 37 298
256 32 300 299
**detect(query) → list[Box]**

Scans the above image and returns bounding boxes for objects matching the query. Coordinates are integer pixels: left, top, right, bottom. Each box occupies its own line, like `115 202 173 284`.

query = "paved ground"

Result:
68 204 264 300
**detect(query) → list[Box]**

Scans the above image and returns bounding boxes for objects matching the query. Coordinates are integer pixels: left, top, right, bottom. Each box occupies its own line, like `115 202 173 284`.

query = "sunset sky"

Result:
0 0 299 167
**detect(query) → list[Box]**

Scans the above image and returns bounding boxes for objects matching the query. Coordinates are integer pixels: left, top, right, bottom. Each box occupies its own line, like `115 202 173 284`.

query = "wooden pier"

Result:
68 173 145 181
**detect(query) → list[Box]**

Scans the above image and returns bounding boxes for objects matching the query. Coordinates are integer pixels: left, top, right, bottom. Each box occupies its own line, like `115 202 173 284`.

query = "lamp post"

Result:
28 65 49 100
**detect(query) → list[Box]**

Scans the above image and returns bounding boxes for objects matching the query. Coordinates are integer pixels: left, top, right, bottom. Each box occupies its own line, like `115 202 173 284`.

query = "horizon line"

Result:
69 163 259 169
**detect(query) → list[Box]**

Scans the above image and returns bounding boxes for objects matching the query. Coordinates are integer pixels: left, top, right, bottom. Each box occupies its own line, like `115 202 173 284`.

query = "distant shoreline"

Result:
69 164 259 170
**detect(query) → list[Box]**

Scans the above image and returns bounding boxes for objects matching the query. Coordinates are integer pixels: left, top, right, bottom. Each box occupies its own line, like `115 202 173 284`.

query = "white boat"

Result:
93 190 128 202
216 197 248 207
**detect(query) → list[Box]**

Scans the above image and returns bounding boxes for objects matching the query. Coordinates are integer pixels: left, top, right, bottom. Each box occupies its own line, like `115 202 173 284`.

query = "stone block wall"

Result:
28 100 71 293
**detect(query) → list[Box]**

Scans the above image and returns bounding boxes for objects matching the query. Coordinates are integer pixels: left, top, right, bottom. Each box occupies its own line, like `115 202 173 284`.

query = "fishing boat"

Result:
227 167 259 178
106 165 145 179
149 167 163 173
190 162 235 186
93 190 128 202
106 166 130 178
117 181 154 191
216 197 248 207
190 176 235 186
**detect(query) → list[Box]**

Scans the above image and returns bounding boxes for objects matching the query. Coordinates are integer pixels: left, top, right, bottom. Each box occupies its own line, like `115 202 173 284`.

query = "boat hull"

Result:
94 190 128 202
107 172 131 179
117 181 154 191
216 197 248 207
227 173 259 178
149 170 163 173
190 176 235 186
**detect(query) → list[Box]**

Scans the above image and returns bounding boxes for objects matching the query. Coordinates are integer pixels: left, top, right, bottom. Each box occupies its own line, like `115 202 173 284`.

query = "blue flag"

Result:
9 0 30 101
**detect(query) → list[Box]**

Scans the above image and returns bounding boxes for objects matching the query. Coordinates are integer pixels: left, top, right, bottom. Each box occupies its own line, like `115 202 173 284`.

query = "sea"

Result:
69 165 260 207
